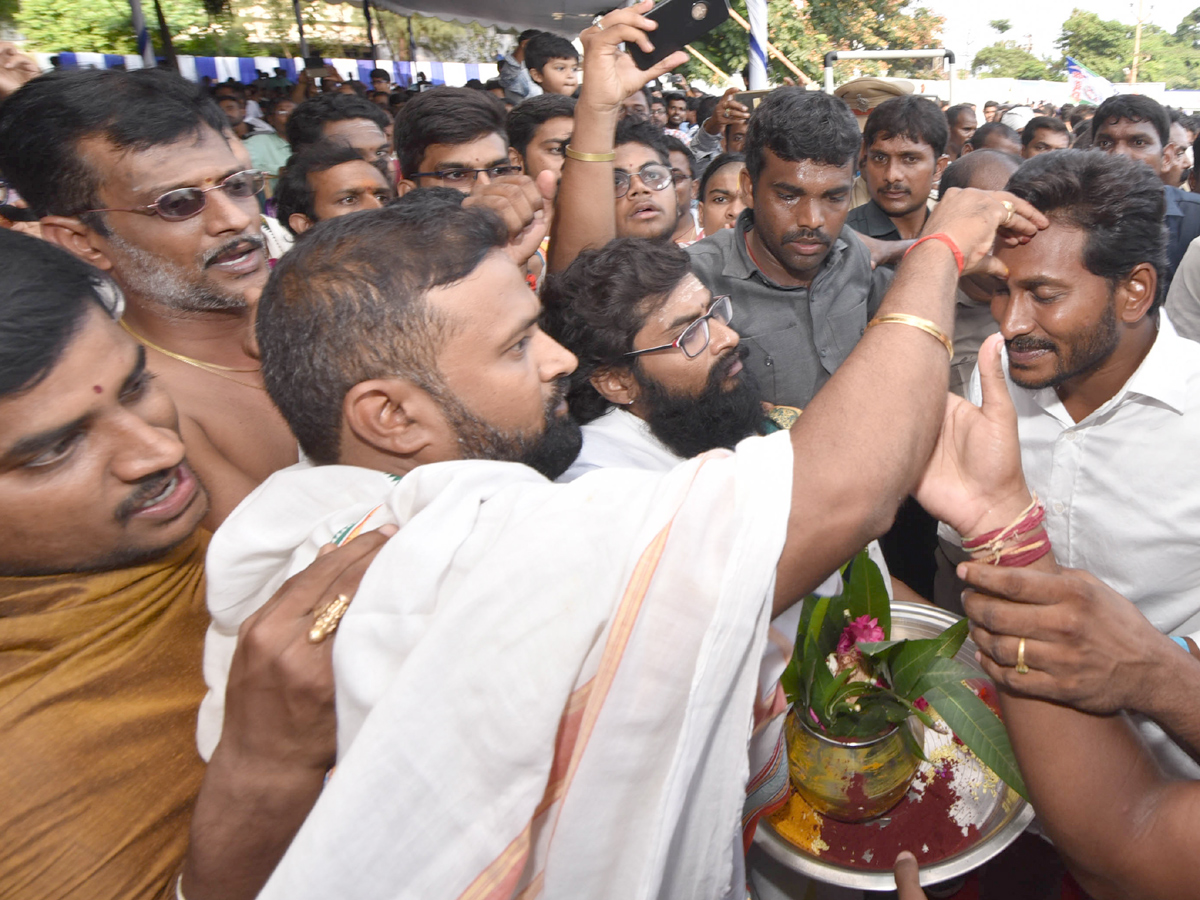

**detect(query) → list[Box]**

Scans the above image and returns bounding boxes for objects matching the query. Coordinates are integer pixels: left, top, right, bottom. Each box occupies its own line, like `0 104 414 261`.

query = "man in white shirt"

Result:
943 149 1200 779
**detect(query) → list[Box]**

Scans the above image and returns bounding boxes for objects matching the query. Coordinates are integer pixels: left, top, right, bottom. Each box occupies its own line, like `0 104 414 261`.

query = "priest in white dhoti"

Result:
194 134 1046 899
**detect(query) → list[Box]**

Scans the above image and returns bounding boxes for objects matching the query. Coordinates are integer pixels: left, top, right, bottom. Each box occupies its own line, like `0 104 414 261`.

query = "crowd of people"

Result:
2 4 1200 898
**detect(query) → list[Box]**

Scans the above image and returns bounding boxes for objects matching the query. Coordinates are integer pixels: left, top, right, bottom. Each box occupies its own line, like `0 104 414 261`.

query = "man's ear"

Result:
935 153 950 177
589 365 639 407
288 212 312 235
343 377 442 459
738 166 755 206
39 215 114 271
397 179 416 197
1117 261 1158 323
508 145 522 168
529 67 544 85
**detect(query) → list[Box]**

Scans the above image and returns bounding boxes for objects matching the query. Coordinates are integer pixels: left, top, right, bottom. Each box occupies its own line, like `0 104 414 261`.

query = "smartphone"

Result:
628 0 731 70
303 56 335 78
733 90 771 111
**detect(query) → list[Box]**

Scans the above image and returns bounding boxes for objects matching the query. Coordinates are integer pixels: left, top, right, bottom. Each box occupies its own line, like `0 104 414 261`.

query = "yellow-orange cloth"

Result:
0 533 210 900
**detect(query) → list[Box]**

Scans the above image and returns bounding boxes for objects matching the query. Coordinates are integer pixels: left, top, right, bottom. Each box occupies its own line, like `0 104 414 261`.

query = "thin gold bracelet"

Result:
564 145 616 162
867 313 954 360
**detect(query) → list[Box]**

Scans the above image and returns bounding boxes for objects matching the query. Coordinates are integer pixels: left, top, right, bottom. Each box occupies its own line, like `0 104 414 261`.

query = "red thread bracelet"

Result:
905 232 964 275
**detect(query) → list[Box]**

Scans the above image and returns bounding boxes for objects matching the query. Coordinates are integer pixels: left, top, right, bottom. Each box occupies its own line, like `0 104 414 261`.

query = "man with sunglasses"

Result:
394 86 522 195
0 67 299 528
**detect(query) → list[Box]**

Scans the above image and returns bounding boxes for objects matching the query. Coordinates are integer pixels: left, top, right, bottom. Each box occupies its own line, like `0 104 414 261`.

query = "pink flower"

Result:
837 615 885 654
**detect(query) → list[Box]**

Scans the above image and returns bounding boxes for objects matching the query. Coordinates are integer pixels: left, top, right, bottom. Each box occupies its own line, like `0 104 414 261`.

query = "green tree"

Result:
1055 8 1131 80
681 0 943 85
971 41 1062 80
989 19 1011 34
16 0 232 54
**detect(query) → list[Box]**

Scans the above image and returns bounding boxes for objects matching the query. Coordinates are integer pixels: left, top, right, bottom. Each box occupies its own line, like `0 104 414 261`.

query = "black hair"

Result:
275 142 374 236
369 68 391 82
698 151 746 199
0 68 227 234
524 33 578 72
863 96 949 158
516 29 542 46
213 83 246 102
615 118 670 165
1091 94 1170 146
0 229 121 397
663 91 686 106
1006 151 1168 310
967 122 1020 151
541 239 692 423
939 149 1020 193
1021 115 1069 148
393 86 508 178
661 135 697 178
945 104 975 129
506 94 576 159
744 87 860 183
984 100 998 109
257 194 509 464
285 93 391 151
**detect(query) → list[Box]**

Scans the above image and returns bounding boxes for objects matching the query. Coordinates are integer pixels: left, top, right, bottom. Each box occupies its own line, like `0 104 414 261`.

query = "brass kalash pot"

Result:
784 711 923 823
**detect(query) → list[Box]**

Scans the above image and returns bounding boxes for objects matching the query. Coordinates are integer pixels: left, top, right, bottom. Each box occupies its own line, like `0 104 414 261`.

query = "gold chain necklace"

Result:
119 319 267 391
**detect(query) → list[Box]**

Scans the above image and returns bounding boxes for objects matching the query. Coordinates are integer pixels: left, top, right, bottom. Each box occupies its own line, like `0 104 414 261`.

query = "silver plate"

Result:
753 601 1035 889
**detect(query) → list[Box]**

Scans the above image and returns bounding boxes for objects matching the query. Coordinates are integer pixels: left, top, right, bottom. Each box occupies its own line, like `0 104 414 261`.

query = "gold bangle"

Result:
564 145 616 162
867 314 954 361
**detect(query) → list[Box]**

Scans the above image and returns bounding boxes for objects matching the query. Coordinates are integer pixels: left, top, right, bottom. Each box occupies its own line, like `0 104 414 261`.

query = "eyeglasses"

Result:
409 165 523 185
614 162 674 198
81 170 265 222
625 295 733 359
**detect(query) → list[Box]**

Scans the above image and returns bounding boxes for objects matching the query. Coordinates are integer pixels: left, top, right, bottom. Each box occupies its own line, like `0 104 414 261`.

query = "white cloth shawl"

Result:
199 431 794 900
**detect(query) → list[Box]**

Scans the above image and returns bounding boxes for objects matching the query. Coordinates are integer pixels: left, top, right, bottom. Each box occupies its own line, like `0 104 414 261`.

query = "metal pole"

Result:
746 0 768 89
292 0 310 58
363 0 376 62
1130 0 1144 83
127 0 156 67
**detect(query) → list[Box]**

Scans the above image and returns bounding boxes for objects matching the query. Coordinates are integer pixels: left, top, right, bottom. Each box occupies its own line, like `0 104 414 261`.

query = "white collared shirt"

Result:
961 315 1200 636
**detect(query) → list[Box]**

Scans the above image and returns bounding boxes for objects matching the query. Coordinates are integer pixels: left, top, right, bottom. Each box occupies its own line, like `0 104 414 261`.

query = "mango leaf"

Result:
923 681 1029 800
844 548 891 639
856 640 903 656
798 595 831 708
889 618 970 699
780 651 802 706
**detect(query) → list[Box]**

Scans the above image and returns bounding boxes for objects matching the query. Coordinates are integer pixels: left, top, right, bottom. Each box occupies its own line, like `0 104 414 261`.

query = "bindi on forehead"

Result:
94 385 103 394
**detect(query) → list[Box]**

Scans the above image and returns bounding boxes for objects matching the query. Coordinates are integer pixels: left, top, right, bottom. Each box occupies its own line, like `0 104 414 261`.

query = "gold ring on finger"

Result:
1001 200 1015 228
308 593 352 644
1015 636 1029 674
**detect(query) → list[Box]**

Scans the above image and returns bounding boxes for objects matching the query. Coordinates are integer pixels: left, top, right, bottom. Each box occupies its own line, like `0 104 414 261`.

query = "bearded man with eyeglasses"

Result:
0 67 298 528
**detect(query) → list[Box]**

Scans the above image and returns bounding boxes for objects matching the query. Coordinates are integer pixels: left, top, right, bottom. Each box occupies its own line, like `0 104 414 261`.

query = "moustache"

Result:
715 343 750 380
203 234 266 268
781 228 831 246
115 468 177 523
881 183 910 194
1007 336 1057 354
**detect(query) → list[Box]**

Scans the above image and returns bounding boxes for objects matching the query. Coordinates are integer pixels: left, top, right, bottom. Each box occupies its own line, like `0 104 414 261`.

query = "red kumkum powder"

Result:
814 765 979 870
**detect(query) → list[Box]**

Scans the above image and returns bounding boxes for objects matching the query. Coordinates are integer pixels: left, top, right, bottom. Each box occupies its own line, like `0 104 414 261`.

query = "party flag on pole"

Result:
1066 57 1115 107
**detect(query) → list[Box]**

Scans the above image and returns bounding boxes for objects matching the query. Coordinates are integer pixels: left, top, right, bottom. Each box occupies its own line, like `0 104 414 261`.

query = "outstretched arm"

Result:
547 2 687 273
182 528 394 900
961 562 1200 900
772 195 1047 614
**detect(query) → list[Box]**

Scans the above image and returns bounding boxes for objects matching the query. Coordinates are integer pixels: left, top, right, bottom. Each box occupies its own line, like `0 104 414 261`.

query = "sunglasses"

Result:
625 295 733 359
614 163 674 199
82 169 265 222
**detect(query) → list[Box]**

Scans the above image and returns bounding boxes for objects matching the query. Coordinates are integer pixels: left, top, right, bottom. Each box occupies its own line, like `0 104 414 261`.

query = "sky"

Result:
924 0 1199 67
